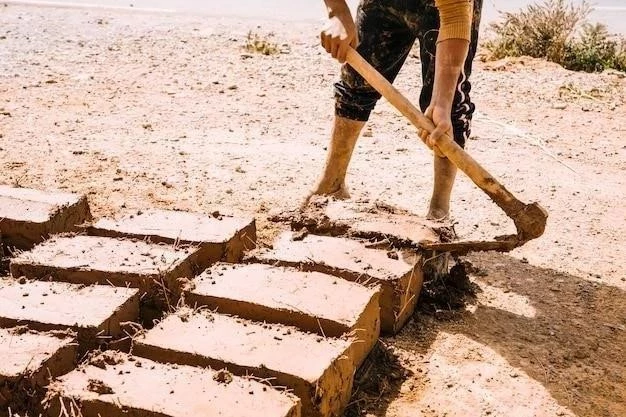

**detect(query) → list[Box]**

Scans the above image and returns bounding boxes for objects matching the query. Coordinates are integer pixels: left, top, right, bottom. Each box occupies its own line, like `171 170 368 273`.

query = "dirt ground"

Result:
1 4 624 417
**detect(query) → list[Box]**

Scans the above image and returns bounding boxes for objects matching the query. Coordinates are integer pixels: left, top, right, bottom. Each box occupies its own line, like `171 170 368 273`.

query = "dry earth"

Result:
0 4 625 417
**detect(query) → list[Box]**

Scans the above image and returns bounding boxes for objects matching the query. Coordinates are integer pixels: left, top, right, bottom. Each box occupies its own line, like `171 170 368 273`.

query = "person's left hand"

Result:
419 104 451 157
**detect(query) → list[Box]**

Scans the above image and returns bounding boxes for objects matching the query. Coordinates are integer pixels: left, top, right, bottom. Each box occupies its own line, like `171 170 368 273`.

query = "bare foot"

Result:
300 183 350 211
300 116 363 211
426 201 450 222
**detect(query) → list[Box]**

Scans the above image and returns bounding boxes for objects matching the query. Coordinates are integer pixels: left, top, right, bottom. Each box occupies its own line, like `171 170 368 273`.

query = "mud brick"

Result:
324 201 451 280
250 231 423 335
45 351 300 417
10 235 198 312
0 327 77 416
0 327 76 413
0 328 76 383
0 278 139 350
0 185 91 251
184 262 380 367
323 201 443 246
134 309 354 417
88 209 256 270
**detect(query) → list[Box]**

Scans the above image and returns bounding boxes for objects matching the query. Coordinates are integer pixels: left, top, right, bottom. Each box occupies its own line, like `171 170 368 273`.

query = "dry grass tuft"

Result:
244 31 281 56
484 0 626 72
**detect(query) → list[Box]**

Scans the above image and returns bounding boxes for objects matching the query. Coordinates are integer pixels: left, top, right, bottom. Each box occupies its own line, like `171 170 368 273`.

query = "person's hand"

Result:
320 11 357 63
419 104 451 157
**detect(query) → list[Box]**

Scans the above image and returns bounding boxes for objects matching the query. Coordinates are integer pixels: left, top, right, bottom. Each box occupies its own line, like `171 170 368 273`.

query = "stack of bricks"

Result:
1 186 445 417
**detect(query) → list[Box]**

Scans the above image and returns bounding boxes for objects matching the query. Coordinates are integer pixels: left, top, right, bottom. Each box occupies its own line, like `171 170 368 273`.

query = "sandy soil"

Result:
1 4 624 417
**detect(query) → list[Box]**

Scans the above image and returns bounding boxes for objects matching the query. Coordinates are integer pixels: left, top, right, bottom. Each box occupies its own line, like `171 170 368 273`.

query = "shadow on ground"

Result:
348 252 625 417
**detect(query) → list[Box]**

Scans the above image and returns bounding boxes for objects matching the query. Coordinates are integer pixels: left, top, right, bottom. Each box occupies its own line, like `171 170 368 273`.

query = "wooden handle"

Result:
345 48 547 241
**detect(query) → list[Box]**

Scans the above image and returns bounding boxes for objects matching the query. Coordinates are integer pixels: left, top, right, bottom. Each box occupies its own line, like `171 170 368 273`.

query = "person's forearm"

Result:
324 0 350 17
431 39 469 112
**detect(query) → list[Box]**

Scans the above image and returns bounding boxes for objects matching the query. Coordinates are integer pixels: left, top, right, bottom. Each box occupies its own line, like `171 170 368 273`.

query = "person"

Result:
305 0 482 221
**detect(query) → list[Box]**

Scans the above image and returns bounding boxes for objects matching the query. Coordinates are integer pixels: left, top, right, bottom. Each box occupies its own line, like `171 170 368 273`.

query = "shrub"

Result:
564 23 626 72
484 0 590 63
484 0 626 72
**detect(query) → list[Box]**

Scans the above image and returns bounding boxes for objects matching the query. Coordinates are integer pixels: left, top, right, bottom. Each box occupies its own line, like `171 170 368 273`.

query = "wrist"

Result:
430 100 453 114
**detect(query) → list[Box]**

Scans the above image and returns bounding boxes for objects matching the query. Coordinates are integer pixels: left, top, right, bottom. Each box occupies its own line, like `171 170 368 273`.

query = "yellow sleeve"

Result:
435 0 473 42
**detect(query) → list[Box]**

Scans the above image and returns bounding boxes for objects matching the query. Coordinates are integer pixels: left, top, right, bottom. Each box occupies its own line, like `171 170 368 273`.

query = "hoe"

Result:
344 47 549 254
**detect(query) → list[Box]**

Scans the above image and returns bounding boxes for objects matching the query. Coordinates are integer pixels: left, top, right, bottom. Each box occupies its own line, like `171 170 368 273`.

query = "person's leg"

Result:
418 0 483 220
428 155 457 219
310 116 364 199
306 0 417 203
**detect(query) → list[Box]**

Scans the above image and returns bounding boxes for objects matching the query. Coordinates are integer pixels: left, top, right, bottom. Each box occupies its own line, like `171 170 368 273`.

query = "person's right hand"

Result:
320 11 357 63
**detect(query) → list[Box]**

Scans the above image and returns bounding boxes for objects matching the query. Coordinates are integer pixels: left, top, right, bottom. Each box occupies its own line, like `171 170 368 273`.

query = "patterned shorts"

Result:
335 0 483 147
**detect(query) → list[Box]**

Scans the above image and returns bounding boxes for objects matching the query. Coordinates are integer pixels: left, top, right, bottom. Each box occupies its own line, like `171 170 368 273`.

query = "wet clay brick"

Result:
46 351 300 417
10 235 197 309
134 309 354 417
88 209 256 269
324 202 450 281
0 327 76 412
250 231 423 335
0 278 139 349
323 201 442 247
0 185 91 251
184 262 380 367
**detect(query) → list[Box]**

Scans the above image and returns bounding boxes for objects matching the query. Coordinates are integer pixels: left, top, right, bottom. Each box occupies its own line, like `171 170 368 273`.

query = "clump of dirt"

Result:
213 369 234 385
434 223 457 243
293 213 342 238
86 379 114 395
345 342 411 417
88 350 126 369
268 196 346 237
417 259 481 319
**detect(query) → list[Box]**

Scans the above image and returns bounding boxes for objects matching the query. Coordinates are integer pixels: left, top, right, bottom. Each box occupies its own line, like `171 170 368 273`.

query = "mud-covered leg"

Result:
305 116 365 204
428 155 457 220
303 0 416 208
419 0 483 220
